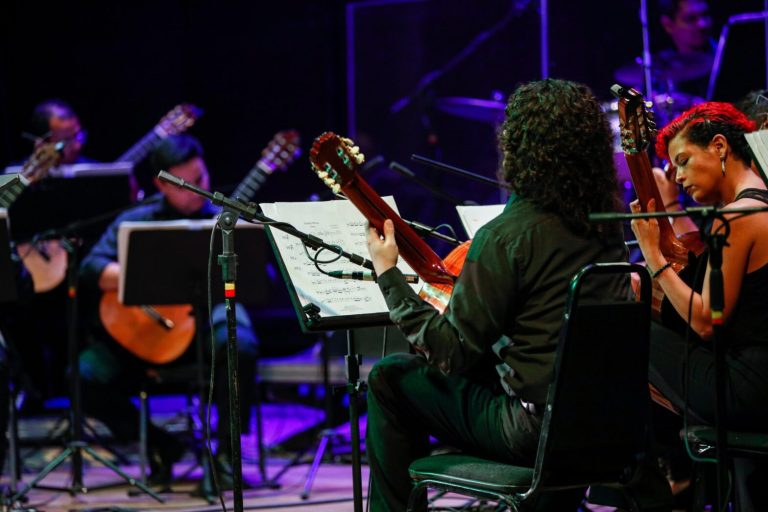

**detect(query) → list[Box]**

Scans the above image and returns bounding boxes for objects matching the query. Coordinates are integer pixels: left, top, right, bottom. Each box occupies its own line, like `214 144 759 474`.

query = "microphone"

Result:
328 270 420 284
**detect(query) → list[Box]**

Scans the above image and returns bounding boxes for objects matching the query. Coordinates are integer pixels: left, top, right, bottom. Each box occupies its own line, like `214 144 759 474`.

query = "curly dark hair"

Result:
498 79 622 238
655 102 757 165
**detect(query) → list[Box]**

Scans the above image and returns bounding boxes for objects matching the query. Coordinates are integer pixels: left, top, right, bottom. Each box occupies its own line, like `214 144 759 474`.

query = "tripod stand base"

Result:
10 442 164 504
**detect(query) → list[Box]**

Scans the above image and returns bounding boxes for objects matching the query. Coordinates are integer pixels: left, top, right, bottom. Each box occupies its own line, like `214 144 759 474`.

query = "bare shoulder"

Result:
725 197 768 270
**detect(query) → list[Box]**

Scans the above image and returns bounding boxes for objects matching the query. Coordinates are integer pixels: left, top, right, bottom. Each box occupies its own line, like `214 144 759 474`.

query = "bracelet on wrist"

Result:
651 262 673 279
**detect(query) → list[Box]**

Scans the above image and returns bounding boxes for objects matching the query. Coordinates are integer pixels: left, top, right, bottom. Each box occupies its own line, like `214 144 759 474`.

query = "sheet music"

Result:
260 198 421 318
455 204 505 238
746 131 768 185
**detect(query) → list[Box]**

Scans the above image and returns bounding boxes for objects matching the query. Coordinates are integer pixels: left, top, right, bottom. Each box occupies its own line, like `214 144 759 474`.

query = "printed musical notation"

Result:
260 198 420 318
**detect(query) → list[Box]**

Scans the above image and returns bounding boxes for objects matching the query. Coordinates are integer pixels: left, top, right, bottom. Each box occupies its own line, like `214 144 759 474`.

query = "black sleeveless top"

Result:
725 188 768 352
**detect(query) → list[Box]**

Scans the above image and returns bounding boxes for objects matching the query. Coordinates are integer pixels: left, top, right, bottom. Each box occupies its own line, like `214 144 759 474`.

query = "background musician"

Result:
363 79 639 511
631 102 768 510
24 99 93 165
77 134 259 490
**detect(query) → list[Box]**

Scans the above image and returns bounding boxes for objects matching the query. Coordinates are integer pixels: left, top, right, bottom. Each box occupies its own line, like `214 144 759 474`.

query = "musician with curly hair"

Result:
364 79 632 511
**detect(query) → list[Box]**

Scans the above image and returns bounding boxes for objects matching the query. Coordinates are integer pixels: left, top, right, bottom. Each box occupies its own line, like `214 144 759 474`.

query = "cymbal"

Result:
614 51 713 86
435 97 506 124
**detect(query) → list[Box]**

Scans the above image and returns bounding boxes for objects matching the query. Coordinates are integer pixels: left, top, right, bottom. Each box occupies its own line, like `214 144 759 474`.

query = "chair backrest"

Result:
526 262 652 495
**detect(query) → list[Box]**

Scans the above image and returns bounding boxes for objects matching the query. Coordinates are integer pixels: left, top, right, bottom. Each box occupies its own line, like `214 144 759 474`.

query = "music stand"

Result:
259 199 422 512
9 230 164 507
117 219 273 499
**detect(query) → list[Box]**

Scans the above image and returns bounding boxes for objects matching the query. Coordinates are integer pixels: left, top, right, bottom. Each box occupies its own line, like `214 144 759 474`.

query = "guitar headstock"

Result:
155 104 204 138
611 84 656 155
260 130 302 174
21 141 64 183
309 132 365 194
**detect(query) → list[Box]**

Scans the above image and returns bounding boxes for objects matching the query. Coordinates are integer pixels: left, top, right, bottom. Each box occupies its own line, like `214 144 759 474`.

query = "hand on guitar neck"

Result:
651 166 698 236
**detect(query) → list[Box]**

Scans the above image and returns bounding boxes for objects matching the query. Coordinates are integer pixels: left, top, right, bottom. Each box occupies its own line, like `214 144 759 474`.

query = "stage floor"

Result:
3 400 618 511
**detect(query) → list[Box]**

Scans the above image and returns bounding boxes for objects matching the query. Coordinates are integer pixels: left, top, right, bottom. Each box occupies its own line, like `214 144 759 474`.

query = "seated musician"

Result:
631 102 768 508
363 79 637 511
78 134 259 490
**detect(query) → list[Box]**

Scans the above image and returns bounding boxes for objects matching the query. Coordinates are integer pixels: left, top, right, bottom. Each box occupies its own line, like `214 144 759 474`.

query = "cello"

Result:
308 132 470 313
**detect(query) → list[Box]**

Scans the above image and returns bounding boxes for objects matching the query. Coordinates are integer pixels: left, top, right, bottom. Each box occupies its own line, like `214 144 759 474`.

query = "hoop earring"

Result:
721 157 726 176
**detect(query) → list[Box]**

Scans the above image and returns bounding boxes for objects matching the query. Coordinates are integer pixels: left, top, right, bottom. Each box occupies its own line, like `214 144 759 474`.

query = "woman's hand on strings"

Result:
630 198 666 271
367 219 399 276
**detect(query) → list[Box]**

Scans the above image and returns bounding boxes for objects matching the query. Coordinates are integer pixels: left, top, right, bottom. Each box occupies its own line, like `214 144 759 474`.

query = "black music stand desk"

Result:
118 219 268 307
117 218 270 494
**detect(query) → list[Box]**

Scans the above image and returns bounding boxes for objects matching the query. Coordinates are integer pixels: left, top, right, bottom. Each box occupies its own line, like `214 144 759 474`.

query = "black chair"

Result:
684 426 768 510
407 262 653 511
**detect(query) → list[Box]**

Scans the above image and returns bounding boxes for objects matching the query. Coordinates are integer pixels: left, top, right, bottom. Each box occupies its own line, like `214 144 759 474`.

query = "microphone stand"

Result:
388 162 469 207
411 154 513 191
590 204 768 512
158 171 377 512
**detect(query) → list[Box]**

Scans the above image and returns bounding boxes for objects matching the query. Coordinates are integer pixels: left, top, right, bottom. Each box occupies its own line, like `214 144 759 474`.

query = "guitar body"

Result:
99 291 194 365
16 241 67 293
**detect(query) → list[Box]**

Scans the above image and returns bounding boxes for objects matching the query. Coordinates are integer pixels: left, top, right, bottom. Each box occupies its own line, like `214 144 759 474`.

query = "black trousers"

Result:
648 321 768 511
366 353 543 512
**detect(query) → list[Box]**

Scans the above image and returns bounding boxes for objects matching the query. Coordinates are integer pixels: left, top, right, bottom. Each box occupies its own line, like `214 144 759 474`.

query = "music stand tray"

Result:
118 219 269 306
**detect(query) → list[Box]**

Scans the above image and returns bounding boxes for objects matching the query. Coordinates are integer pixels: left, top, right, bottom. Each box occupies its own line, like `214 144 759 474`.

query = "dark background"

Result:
2 1 764 202
1 1 765 395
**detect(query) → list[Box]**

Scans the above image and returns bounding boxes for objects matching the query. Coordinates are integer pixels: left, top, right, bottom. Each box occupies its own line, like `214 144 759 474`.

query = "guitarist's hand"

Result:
630 198 667 272
98 262 121 291
367 219 399 276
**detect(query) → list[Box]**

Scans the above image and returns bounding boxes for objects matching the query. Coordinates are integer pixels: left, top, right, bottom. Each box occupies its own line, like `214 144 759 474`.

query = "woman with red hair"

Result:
631 102 768 509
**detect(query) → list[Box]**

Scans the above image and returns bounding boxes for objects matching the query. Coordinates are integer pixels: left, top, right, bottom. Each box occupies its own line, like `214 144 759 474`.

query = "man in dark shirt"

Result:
364 79 630 511
78 134 258 489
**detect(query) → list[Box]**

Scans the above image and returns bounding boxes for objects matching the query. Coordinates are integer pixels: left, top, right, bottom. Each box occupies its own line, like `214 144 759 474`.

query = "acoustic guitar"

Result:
308 132 469 313
116 103 203 165
12 142 69 293
613 84 706 414
18 104 203 293
613 84 706 325
100 130 301 364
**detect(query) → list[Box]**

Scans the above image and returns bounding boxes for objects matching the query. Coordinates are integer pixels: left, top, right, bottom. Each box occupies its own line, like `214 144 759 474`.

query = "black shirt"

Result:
376 195 629 404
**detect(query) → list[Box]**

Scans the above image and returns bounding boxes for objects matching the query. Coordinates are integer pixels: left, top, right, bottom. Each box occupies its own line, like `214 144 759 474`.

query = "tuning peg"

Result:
354 154 365 165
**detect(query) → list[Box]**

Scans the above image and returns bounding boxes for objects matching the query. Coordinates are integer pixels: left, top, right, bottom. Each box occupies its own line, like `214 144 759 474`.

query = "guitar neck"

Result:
626 153 690 261
231 159 271 202
116 128 164 164
342 173 455 285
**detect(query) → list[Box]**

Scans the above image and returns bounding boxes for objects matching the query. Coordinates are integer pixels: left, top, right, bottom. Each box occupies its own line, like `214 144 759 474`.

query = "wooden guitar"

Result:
613 85 706 414
115 103 203 165
100 130 301 364
613 84 706 325
309 132 469 313
13 142 69 293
